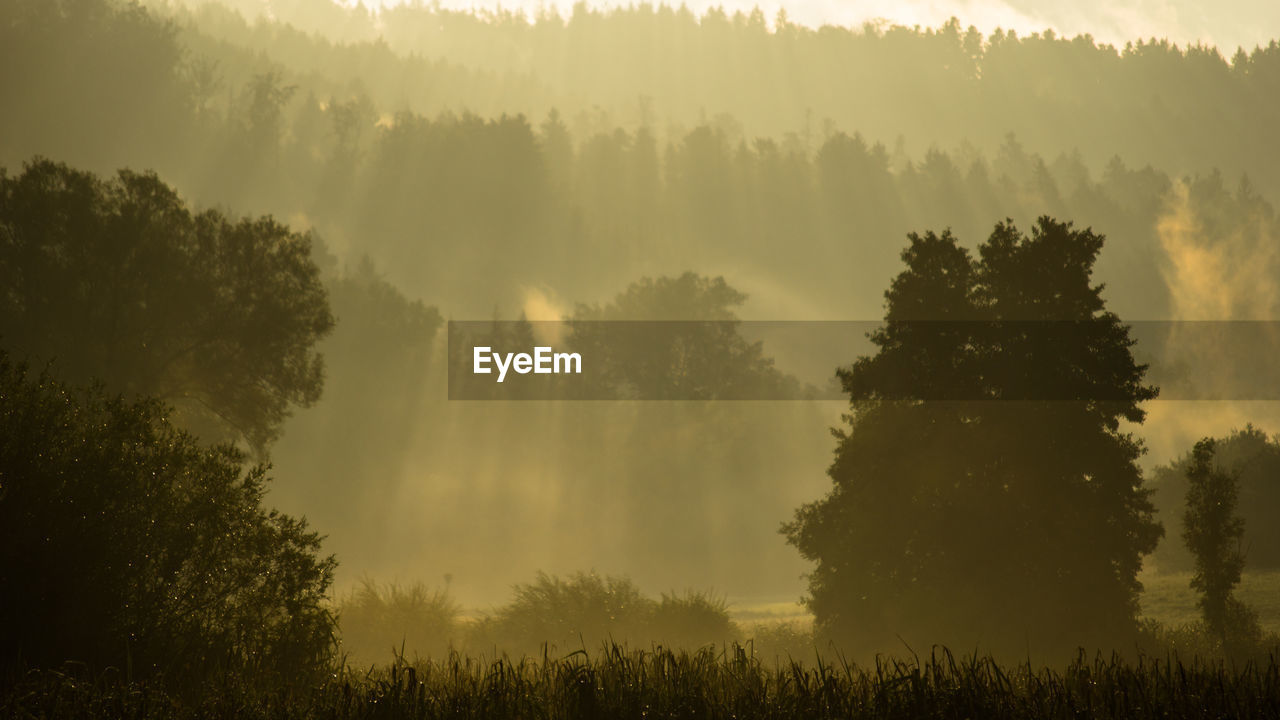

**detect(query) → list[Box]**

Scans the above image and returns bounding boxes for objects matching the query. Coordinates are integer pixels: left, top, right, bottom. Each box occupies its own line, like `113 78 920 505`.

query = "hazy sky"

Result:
342 0 1279 53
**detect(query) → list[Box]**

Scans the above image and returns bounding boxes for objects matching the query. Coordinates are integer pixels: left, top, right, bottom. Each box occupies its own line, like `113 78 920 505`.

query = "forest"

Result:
4 0 1280 716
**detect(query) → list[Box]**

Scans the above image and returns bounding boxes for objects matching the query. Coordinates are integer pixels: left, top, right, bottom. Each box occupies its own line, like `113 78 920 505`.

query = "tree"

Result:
0 351 336 687
0 159 333 454
1183 438 1259 645
784 218 1163 657
1152 426 1280 573
567 272 803 399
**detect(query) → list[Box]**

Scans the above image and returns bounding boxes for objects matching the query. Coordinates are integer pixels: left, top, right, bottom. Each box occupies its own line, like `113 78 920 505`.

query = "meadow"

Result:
5 573 1280 718
7 644 1280 719
1140 571 1280 634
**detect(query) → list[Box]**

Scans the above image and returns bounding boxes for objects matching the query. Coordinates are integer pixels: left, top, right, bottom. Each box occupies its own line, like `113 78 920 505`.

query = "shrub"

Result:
468 572 743 656
0 353 336 688
484 572 655 654
650 591 738 649
742 621 817 663
337 579 458 664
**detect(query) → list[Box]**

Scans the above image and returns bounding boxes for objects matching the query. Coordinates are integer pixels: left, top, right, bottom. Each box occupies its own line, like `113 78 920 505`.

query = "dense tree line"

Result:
157 0 1280 200
5 0 1280 323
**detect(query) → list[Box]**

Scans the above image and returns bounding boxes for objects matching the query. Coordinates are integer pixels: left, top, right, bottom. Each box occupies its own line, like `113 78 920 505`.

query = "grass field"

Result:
7 645 1280 719
1139 571 1280 632
7 574 1280 718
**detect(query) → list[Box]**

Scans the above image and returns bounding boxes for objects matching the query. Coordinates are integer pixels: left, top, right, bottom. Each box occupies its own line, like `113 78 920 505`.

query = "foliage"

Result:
1152 425 1280 573
1183 438 1261 645
785 218 1163 657
0 159 333 454
568 273 807 399
16 0 1271 324
337 579 459 665
650 591 739 649
7 645 1280 719
740 621 817 662
462 572 739 657
483 572 657 655
0 352 336 688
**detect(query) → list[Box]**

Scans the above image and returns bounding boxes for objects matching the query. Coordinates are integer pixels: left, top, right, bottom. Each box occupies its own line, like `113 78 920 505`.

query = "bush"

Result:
465 573 743 656
651 591 738 649
0 353 336 688
479 572 654 655
337 579 458 664
741 621 817 663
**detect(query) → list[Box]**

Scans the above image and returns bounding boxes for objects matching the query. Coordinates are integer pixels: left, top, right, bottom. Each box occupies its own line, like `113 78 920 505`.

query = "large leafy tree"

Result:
0 351 336 687
0 159 333 454
785 218 1163 657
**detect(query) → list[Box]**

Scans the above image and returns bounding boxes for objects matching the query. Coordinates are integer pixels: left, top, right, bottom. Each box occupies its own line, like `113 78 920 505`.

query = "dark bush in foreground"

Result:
5 645 1280 719
0 354 336 688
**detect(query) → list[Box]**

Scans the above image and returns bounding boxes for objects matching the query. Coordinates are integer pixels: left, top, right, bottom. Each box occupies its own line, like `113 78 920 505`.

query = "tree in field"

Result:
784 217 1163 657
0 351 336 687
1151 425 1280 573
0 159 333 454
1183 438 1259 645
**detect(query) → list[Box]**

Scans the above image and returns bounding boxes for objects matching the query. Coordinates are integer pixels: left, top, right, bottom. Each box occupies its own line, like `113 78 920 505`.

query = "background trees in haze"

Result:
785 218 1163 656
3 0 1264 323
568 272 805 400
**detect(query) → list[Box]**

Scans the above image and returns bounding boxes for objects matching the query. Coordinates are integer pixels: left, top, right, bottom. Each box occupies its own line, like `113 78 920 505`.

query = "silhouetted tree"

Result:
784 217 1163 657
0 351 336 687
1151 425 1280 573
1183 438 1259 645
0 159 333 454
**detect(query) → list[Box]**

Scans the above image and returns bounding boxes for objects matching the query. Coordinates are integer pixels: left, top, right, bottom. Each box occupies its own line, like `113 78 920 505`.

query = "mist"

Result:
6 0 1280 695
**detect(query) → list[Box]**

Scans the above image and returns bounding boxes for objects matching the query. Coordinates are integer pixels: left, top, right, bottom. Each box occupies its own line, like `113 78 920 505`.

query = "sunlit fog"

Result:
5 0 1280 715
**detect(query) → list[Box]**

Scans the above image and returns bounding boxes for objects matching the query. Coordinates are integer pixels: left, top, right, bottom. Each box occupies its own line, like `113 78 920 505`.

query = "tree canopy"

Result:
784 217 1163 657
0 159 333 454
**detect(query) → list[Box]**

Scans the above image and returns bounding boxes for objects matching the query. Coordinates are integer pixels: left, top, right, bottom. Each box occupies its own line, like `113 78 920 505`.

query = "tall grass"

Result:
6 645 1280 719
